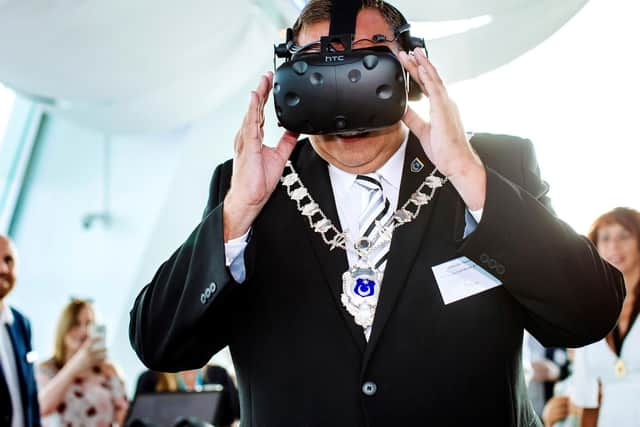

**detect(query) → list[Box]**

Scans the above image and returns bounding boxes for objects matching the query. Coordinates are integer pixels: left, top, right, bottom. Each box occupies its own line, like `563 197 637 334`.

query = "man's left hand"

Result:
398 48 486 211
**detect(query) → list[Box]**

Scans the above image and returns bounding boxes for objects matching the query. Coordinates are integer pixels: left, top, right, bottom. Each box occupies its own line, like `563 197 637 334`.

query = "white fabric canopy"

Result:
0 0 277 132
0 0 589 132
398 0 535 21
421 0 589 83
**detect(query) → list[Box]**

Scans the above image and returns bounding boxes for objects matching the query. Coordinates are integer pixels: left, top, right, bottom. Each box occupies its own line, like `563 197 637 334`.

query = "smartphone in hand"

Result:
90 324 107 350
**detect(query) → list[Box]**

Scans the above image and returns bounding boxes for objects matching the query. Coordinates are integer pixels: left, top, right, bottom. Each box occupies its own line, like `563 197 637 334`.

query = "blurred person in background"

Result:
0 235 41 427
522 331 569 418
524 331 570 418
36 299 128 427
541 349 578 427
134 364 240 427
570 207 640 426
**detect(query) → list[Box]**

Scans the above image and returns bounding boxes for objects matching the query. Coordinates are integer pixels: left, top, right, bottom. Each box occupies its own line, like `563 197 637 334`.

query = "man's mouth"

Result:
607 256 624 265
336 131 370 140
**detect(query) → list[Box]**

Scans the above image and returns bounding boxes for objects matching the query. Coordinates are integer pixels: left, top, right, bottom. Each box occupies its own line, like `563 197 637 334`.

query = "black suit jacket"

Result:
130 133 624 426
1 306 41 427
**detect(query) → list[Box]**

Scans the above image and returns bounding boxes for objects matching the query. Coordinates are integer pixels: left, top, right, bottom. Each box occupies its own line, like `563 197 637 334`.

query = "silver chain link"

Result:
280 161 448 255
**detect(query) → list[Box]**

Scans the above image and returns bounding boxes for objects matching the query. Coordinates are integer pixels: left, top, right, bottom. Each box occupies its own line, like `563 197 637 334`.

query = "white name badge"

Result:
431 256 502 305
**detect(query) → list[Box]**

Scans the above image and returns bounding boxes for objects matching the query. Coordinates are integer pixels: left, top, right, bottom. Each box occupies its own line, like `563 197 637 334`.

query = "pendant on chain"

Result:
615 358 626 378
340 265 383 329
280 160 447 331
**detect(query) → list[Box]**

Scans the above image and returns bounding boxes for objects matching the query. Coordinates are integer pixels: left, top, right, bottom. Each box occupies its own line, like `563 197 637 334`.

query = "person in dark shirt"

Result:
134 364 240 427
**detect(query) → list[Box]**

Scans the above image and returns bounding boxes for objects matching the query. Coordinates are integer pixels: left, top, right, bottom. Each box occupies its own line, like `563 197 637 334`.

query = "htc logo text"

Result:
325 55 345 63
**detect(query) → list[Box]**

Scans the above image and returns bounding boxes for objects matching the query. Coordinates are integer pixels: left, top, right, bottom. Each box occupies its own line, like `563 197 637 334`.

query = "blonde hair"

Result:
51 299 95 368
155 373 179 392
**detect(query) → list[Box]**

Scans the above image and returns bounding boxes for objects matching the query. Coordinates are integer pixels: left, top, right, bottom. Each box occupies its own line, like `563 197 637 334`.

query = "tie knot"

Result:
356 174 383 192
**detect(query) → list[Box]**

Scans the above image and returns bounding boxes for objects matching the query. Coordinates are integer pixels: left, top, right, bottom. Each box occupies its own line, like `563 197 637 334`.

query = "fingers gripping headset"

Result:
273 0 427 135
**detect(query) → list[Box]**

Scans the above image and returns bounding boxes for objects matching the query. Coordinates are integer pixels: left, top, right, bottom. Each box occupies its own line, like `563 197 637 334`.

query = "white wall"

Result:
445 0 640 233
8 114 183 391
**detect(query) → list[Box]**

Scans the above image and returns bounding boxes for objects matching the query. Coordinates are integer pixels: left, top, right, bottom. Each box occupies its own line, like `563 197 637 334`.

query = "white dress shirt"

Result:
0 302 25 427
327 138 406 268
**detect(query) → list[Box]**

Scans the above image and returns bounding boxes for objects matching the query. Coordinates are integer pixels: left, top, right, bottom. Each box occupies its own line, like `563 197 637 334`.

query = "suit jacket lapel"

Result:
0 339 11 404
6 320 29 415
293 142 367 353
363 134 442 368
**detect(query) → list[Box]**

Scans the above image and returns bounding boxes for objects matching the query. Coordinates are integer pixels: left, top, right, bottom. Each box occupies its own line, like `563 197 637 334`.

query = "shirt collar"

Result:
376 135 407 192
328 133 409 198
0 302 14 325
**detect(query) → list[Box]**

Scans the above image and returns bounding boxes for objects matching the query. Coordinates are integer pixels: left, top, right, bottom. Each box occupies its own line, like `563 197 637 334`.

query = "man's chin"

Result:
0 280 14 299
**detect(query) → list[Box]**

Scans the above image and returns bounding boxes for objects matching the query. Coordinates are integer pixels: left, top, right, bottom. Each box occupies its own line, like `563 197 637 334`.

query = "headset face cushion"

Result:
273 46 408 135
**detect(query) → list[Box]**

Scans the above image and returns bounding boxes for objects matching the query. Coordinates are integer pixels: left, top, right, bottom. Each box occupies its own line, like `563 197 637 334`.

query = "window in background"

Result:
0 83 15 151
0 84 41 233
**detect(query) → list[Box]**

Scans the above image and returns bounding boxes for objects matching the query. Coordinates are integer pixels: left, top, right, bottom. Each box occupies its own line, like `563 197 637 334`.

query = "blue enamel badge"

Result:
354 278 376 298
410 157 424 173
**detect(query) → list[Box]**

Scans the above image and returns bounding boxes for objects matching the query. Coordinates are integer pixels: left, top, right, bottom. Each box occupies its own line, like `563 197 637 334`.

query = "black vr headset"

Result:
273 0 427 135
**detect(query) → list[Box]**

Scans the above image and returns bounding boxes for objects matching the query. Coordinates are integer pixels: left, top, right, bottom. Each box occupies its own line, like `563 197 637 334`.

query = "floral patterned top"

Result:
36 361 129 427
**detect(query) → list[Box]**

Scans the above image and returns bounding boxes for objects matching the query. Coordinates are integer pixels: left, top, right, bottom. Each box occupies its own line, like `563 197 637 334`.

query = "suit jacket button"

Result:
209 282 217 293
496 265 506 275
362 381 377 396
480 254 490 264
488 259 497 269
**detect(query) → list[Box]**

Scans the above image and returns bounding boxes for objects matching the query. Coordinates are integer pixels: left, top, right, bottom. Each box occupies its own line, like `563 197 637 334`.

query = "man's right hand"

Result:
67 337 107 374
223 72 299 241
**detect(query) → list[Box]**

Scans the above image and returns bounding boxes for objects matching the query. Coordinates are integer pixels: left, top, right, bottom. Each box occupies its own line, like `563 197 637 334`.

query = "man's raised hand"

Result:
223 72 299 241
398 49 486 211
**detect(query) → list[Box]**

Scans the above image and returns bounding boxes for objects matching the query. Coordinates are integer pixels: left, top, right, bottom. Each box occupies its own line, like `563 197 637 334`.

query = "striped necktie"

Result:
355 174 393 272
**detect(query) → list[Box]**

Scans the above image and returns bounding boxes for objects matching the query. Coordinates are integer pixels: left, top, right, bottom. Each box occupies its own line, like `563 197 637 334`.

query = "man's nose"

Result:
609 238 623 249
0 262 8 273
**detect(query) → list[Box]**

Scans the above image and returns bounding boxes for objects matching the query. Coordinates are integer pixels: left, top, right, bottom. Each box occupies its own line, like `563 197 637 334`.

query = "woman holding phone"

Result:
36 299 128 427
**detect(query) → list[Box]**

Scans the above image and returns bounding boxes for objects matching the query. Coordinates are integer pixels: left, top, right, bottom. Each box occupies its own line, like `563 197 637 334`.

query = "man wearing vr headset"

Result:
130 1 624 425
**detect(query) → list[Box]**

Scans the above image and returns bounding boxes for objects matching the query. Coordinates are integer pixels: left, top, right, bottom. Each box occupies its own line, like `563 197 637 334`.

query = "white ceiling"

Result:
0 0 589 132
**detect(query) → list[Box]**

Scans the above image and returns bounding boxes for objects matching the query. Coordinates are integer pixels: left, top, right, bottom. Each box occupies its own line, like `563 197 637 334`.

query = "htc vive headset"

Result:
273 0 427 135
